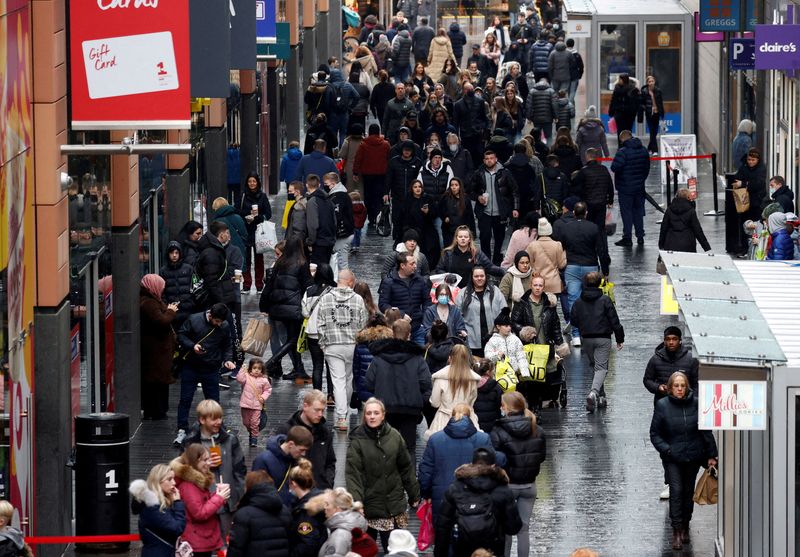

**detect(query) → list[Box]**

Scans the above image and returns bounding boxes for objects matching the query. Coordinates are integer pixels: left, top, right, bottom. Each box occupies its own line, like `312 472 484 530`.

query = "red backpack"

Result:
350 528 379 557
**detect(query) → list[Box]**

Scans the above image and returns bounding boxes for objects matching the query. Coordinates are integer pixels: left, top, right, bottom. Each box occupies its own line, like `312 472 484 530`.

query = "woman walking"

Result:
499 251 533 310
422 283 468 339
658 189 712 253
436 226 502 287
286 460 327 557
237 172 273 292
425 345 482 439
438 180 476 248
227 471 290 557
455 266 507 356
525 218 566 296
130 464 186 557
640 75 665 154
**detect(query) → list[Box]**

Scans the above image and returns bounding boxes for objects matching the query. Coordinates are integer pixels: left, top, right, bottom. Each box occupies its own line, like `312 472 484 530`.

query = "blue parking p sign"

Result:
730 38 756 70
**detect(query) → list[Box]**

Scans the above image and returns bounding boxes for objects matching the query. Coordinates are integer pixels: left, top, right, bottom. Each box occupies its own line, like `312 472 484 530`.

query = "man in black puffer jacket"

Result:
453 82 490 166
386 143 423 242
227 475 291 557
434 448 522 557
160 241 194 327
195 221 237 310
378 252 432 344
525 78 557 141
364 321 432 457
571 148 614 233
305 175 337 266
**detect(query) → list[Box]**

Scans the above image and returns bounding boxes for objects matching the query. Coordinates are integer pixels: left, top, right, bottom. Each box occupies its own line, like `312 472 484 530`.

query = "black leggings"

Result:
367 528 392 552
266 318 306 374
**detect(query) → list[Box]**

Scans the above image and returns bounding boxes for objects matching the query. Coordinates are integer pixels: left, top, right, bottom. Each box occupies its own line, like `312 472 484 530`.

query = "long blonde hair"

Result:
443 225 480 262
447 345 476 397
146 464 175 511
501 391 539 436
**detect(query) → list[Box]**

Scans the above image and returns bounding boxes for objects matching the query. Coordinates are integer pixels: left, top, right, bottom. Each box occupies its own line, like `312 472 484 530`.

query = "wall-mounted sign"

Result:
698 380 767 430
695 12 725 42
256 0 277 42
69 0 190 130
754 24 800 70
230 0 256 69
190 0 231 97
699 0 741 31
566 19 591 38
659 134 697 184
729 38 756 70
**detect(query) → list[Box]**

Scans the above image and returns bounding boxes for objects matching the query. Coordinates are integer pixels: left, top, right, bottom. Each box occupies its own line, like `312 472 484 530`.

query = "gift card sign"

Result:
82 32 179 99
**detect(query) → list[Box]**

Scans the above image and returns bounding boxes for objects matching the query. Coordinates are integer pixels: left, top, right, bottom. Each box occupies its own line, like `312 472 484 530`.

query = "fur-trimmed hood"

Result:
129 479 160 508
356 324 394 344
454 462 509 492
170 457 213 490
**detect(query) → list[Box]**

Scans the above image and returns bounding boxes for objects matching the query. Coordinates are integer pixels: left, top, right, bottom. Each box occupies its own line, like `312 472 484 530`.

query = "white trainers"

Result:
335 418 349 431
571 336 582 347
660 484 670 500
173 429 187 447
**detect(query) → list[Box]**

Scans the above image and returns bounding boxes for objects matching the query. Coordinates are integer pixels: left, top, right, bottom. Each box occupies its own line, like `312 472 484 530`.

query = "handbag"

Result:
693 465 718 505
375 201 392 237
297 287 332 353
172 327 217 377
608 116 618 134
146 528 193 557
522 344 549 382
495 356 519 392
241 317 272 356
416 500 434 551
605 206 617 236
191 258 228 308
254 220 278 254
656 256 667 275
540 175 562 222
732 186 750 214
600 278 615 304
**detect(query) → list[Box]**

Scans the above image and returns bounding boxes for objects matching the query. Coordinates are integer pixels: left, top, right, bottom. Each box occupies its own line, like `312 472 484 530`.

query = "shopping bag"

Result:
255 220 278 254
495 357 519 392
258 408 268 431
375 202 392 237
296 318 310 353
732 187 750 214
522 344 549 382
241 317 271 356
605 207 617 236
416 500 434 551
608 117 617 134
600 278 615 305
693 466 718 505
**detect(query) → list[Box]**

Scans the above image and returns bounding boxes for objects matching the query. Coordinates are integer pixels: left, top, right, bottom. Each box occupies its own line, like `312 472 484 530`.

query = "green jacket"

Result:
213 205 249 257
345 422 420 519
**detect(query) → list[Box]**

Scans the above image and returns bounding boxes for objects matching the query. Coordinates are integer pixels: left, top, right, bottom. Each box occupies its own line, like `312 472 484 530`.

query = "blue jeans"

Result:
412 323 426 346
394 64 411 83
552 80 570 97
565 264 598 338
328 113 349 147
177 366 220 430
618 192 645 241
568 79 579 104
352 228 362 248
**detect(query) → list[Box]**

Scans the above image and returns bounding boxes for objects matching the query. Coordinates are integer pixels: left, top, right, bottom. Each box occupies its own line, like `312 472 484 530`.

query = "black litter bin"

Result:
75 413 130 552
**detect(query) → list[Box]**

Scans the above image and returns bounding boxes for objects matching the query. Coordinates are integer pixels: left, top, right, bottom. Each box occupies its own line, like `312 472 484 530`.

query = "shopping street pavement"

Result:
125 160 725 556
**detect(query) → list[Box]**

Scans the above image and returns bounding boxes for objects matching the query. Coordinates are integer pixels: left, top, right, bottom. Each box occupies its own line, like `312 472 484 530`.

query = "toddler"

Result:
236 358 272 447
349 191 367 253
0 501 31 557
484 308 529 379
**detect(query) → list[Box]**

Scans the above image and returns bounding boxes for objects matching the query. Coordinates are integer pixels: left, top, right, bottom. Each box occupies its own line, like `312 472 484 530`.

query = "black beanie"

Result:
664 326 682 339
494 307 512 327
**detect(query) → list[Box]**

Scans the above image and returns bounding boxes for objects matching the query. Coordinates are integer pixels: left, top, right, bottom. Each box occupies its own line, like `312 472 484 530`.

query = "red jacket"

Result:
352 201 367 228
172 460 225 552
353 135 391 176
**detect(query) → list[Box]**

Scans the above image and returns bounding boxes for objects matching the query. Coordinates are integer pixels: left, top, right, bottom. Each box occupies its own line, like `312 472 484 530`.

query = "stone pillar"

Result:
302 27 318 85
286 46 303 152
203 127 229 210
266 64 282 194
328 0 343 64
317 12 329 63
240 71 258 183
166 169 192 240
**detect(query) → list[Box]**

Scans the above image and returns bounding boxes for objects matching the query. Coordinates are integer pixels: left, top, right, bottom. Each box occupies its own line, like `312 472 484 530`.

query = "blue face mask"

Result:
437 295 450 305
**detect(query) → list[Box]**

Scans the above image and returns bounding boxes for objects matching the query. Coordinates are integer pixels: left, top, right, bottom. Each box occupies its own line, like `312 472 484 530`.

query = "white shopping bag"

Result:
255 221 278 254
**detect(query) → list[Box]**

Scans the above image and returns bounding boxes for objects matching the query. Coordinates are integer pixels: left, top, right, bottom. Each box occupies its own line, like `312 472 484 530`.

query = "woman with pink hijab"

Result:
140 274 180 420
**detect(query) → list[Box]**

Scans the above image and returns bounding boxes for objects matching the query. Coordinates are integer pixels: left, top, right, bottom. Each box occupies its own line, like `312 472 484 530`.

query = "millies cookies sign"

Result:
69 0 191 129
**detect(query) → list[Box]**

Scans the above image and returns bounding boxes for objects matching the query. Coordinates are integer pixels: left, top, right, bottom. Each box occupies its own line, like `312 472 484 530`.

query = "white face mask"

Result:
449 144 459 153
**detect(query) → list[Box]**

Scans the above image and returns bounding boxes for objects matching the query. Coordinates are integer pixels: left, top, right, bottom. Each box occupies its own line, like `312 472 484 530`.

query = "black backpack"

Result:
455 488 497 547
330 82 351 113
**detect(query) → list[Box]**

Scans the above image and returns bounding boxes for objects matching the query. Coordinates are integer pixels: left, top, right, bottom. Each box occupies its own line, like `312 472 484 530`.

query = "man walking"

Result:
305 174 337 266
353 124 391 226
385 141 423 242
378 252 432 345
317 270 368 431
572 148 615 234
412 17 435 64
295 139 339 182
195 221 236 310
559 202 610 347
323 172 355 271
253 426 313 504
468 150 520 265
453 82 490 166
566 38 584 104
611 130 651 246
383 82 415 143
174 303 236 445
525 78 558 141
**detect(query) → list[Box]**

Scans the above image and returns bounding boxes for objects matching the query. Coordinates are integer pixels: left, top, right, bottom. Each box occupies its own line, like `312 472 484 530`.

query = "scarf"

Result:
141 274 165 300
507 265 532 302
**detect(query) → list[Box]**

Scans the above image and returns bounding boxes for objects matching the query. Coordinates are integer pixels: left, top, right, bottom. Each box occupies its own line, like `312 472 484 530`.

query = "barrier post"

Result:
664 161 672 206
704 152 725 217
672 167 680 197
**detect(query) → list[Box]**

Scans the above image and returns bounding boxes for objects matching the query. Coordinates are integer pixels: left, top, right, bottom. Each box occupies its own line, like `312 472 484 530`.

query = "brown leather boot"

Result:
672 528 683 550
681 524 691 543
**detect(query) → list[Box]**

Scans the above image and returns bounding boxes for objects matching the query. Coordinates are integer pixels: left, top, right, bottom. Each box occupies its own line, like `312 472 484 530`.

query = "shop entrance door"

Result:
140 184 166 276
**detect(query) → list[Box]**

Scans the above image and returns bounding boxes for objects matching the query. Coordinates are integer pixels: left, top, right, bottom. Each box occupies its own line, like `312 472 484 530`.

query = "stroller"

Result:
518 327 568 414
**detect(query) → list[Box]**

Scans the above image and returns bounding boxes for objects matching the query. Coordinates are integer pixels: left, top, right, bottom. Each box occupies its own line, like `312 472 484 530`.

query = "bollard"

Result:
704 153 724 216
664 161 672 206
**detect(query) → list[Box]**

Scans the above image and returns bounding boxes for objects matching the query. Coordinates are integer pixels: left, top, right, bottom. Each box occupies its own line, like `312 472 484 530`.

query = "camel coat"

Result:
425 366 481 440
427 36 456 81
526 236 567 294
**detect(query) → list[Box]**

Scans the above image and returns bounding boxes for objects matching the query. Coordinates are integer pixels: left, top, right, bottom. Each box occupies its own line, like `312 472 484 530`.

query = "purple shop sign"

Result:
695 12 725 42
754 24 800 69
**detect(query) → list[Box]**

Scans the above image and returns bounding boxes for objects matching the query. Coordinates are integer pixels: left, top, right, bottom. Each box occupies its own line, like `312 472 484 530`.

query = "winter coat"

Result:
484 332 529 377
381 243 431 280
304 82 331 123
227 484 291 557
288 489 328 557
364 337 432 414
475 378 503 433
455 285 507 350
643 342 700 401
768 228 795 260
658 197 711 253
448 23 467 60
326 183 355 240
500 74 530 106
505 153 539 216
338 136 362 190
731 132 753 170
490 413 546 484
418 417 495 516
576 118 610 163
525 237 566 293
346 421 421 519
418 160 455 199
540 167 570 204
427 36 456 81
318 510 368 557
180 426 247 513
326 70 359 115
510 291 563 348
236 369 272 410
213 205 249 257
435 248 504 287
350 82 371 116
181 238 201 268
552 145 580 181
159 253 194 323
275 411 336 489
386 154 424 200
422 303 467 339
353 135 391 176
170 460 225 552
447 145 474 182
238 188 273 243
402 194 441 262
140 288 177 385
412 25 436 61
295 151 339 183
548 42 573 83
608 83 640 120
771 184 795 213
378 269 432 327
392 30 413 68
733 161 767 220
434 463 522 557
438 194 476 240
130 480 187 557
195 231 236 307
639 85 665 119
426 365 482 438
252 435 295 504
285 196 308 243
525 82 557 125
611 136 651 195
353 325 394 405
528 40 553 76
650 390 718 463
259 263 313 321
177 312 233 372
383 97 415 143
280 147 304 184
558 218 610 275
371 81 396 123
303 124 338 157
468 163 520 219
572 160 614 207
453 93 490 139
569 287 624 343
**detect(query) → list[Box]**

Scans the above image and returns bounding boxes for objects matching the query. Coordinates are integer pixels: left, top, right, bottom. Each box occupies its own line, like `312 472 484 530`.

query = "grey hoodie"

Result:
548 41 573 84
319 509 368 557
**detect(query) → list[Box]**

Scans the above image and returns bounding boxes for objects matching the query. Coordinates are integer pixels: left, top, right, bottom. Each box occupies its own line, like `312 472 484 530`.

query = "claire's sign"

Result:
698 381 767 430
69 0 191 129
754 24 800 70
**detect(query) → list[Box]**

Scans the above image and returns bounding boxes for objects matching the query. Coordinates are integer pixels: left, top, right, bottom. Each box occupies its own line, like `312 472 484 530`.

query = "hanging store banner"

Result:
230 0 257 69
754 24 800 70
69 0 191 130
256 0 277 42
698 381 767 430
694 12 725 42
729 38 756 70
699 0 741 31
191 0 231 97
565 19 591 38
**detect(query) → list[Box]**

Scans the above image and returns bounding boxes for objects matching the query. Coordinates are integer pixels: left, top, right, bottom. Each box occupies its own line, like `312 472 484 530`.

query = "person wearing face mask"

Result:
768 175 795 213
422 283 467 339
445 133 474 182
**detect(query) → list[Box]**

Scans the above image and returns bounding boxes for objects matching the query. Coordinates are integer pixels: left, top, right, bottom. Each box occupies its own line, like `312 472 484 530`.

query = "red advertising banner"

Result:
69 0 191 130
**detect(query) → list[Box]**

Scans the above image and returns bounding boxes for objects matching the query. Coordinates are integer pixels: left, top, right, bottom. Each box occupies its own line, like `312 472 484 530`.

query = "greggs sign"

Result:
698 381 767 430
69 0 191 129
754 24 800 70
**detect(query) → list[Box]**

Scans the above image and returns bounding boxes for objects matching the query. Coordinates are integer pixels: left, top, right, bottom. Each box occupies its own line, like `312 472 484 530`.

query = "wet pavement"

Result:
126 158 725 556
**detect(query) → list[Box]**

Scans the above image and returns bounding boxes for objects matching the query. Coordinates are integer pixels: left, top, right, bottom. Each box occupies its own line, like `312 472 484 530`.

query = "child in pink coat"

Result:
236 358 272 447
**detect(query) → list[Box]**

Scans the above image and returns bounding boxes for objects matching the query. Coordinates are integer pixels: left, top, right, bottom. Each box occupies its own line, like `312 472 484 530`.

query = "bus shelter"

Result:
563 0 694 134
660 251 800 556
